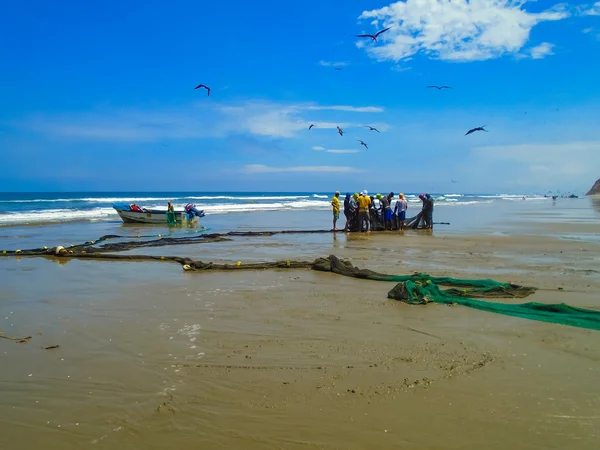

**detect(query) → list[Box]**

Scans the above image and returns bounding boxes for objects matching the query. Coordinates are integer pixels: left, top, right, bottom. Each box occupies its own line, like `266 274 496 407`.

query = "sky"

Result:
1 0 600 194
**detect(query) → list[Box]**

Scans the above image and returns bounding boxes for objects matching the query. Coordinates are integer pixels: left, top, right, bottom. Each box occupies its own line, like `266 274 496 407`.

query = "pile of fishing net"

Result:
313 255 600 331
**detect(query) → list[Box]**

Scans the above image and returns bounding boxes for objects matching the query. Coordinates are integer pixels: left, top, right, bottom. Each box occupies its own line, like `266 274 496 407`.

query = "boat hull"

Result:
115 209 198 225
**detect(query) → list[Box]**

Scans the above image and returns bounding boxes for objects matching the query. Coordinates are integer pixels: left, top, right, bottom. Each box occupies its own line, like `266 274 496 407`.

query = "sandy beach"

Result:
1 206 600 450
4 0 600 446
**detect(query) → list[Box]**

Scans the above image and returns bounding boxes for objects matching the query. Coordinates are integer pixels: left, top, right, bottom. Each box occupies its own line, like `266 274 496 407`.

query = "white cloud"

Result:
312 145 362 153
318 60 349 67
527 42 555 59
15 108 210 142
580 2 600 15
241 164 363 174
217 102 384 138
581 26 600 40
304 105 384 113
229 106 305 138
357 0 570 63
14 100 386 141
472 140 600 184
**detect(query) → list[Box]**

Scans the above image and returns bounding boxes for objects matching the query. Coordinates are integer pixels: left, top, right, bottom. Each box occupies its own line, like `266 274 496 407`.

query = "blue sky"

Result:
1 0 599 193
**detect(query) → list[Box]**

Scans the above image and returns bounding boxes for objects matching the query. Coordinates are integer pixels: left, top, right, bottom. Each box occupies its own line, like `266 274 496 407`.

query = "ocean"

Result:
0 191 564 227
0 192 597 253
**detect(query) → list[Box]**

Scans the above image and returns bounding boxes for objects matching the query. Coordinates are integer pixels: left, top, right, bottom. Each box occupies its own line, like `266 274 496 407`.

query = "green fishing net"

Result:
313 255 600 331
387 279 600 331
166 211 177 225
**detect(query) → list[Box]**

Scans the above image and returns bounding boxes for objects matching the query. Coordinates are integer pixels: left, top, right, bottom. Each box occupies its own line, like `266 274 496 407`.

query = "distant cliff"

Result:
586 178 600 196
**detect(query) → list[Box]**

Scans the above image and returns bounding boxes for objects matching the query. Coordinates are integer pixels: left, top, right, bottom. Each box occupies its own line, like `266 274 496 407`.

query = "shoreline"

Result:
0 196 598 254
0 192 590 230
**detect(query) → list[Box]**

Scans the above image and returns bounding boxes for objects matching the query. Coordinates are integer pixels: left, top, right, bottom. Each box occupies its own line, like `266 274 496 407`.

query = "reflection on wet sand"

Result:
590 196 600 215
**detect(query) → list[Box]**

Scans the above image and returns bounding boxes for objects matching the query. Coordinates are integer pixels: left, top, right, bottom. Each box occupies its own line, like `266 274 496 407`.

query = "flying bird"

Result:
357 139 368 149
451 180 458 183
465 126 488 136
337 126 344 136
356 26 392 42
365 126 380 132
194 84 211 96
427 85 453 90
309 124 315 130
334 68 342 71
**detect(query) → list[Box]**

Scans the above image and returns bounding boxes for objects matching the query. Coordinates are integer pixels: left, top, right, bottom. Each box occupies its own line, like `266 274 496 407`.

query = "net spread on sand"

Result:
2 236 599 331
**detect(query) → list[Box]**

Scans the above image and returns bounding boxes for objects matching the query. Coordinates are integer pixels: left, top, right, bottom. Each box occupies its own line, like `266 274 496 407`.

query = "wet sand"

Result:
1 229 600 450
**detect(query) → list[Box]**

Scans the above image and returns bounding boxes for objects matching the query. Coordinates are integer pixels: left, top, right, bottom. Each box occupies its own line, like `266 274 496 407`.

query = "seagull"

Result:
357 139 368 149
309 124 315 130
337 126 344 136
364 126 380 132
465 126 488 136
194 84 211 96
427 85 453 90
356 26 392 42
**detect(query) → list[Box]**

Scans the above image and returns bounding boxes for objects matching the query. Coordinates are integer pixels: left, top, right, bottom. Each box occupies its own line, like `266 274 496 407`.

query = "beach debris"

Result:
237 261 242 266
465 126 488 136
337 126 344 136
44 345 60 350
182 264 192 271
308 124 315 130
427 85 453 90
2 250 5 254
365 126 380 132
55 246 67 256
356 26 392 42
15 249 22 254
357 139 368 149
0 332 32 344
194 84 211 96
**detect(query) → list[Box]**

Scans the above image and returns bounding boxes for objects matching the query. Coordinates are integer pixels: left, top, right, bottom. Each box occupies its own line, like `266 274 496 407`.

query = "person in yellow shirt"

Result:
331 191 341 231
357 191 371 232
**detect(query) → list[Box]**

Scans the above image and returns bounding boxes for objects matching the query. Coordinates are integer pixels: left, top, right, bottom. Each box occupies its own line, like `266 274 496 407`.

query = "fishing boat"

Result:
112 203 205 225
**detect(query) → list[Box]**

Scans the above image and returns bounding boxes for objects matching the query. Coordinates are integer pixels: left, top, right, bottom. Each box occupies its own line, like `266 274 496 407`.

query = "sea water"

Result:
0 192 598 251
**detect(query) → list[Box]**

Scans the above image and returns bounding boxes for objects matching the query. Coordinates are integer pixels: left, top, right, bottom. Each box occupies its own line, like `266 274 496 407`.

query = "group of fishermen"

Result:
331 191 434 232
